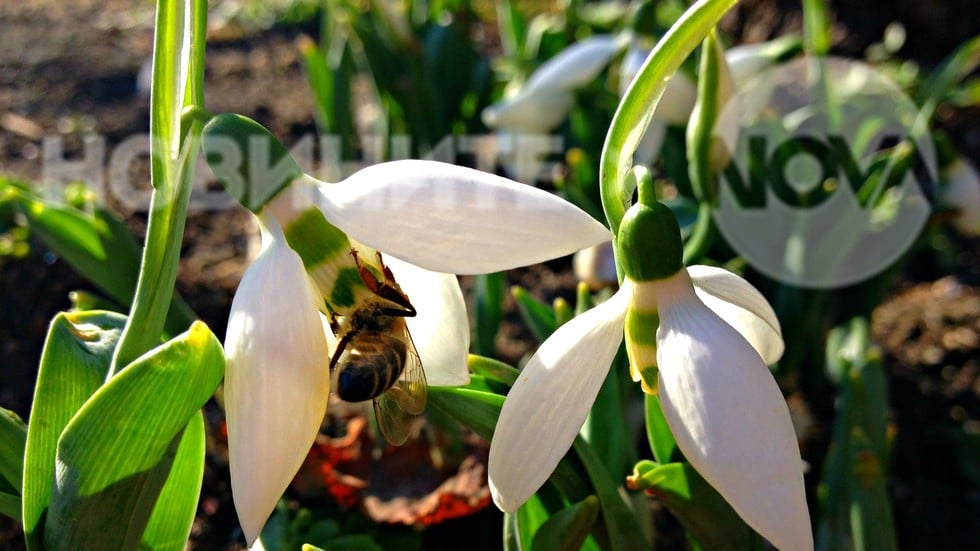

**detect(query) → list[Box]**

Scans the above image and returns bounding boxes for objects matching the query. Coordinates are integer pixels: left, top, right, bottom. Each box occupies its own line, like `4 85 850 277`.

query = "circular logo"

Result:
713 56 934 289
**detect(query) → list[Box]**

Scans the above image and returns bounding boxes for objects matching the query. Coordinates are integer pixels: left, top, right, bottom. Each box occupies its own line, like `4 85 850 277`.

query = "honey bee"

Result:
328 249 426 445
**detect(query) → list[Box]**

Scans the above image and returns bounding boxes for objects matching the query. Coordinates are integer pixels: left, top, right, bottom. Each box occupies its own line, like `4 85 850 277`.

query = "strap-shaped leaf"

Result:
512 286 558 344
44 322 224 550
22 310 126 550
0 409 26 520
12 195 195 336
140 412 206 551
530 495 599 551
429 384 648 551
628 461 763 550
0 408 26 495
644 393 679 465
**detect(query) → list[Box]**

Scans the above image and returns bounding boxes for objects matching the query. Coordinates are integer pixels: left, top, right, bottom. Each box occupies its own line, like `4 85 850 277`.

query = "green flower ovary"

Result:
615 200 683 282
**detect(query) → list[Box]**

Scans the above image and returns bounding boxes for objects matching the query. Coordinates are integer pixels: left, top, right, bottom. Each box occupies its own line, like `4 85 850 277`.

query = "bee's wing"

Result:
374 327 427 446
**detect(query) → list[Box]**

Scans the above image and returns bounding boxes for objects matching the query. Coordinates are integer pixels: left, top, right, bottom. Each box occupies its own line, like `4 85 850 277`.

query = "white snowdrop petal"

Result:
489 285 631 512
654 271 812 551
633 118 667 167
481 88 576 133
726 41 781 84
315 162 611 275
524 34 624 93
383 255 470 387
687 265 784 364
224 228 331 546
657 71 698 126
619 44 649 96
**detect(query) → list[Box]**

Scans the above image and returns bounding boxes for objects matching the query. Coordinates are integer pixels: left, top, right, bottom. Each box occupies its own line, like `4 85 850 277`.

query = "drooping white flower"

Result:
221 156 611 545
488 188 811 550
482 35 627 133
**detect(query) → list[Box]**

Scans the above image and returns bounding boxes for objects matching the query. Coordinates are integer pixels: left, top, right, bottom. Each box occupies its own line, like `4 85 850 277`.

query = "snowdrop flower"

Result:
939 158 980 236
482 35 627 133
203 113 611 546
489 178 812 550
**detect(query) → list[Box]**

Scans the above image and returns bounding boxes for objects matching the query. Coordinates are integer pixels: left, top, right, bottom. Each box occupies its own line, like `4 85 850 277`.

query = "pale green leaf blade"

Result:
140 412 206 551
529 495 599 551
0 408 26 496
45 322 224 550
22 310 127 550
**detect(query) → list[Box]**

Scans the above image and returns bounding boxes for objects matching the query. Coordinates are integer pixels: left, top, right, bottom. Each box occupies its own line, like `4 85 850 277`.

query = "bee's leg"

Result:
329 332 353 372
351 247 384 295
328 312 341 336
375 251 398 285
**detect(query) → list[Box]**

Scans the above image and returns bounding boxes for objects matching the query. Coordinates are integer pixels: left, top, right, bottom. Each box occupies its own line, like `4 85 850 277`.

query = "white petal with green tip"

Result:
688 264 784 365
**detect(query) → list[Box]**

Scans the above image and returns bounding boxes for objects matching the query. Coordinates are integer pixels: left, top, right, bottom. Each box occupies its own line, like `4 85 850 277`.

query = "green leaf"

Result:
467 355 519 387
473 273 506 357
802 0 832 56
0 408 26 496
530 495 599 551
512 286 557 343
600 0 738 235
497 0 526 58
44 322 224 550
628 461 762 550
428 387 505 441
423 18 479 128
572 438 649 551
140 412 207 551
644 393 679 464
327 534 386 551
917 36 980 114
298 34 337 133
848 437 897 551
819 317 896 550
0 491 20 521
22 310 127 550
516 492 551 551
11 195 196 337
582 349 632 484
430 384 615 549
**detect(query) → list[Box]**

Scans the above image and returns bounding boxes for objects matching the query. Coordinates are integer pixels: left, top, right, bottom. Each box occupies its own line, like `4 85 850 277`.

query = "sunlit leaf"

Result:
22 311 126 550
141 412 207 551
628 461 762 550
44 322 224 549
512 286 557 343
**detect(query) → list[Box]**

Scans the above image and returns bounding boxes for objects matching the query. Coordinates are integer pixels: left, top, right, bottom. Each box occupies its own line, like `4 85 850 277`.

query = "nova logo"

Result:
712 57 934 288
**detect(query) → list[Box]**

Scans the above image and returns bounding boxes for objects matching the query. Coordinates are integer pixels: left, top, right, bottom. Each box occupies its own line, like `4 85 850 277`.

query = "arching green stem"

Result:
600 0 739 236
